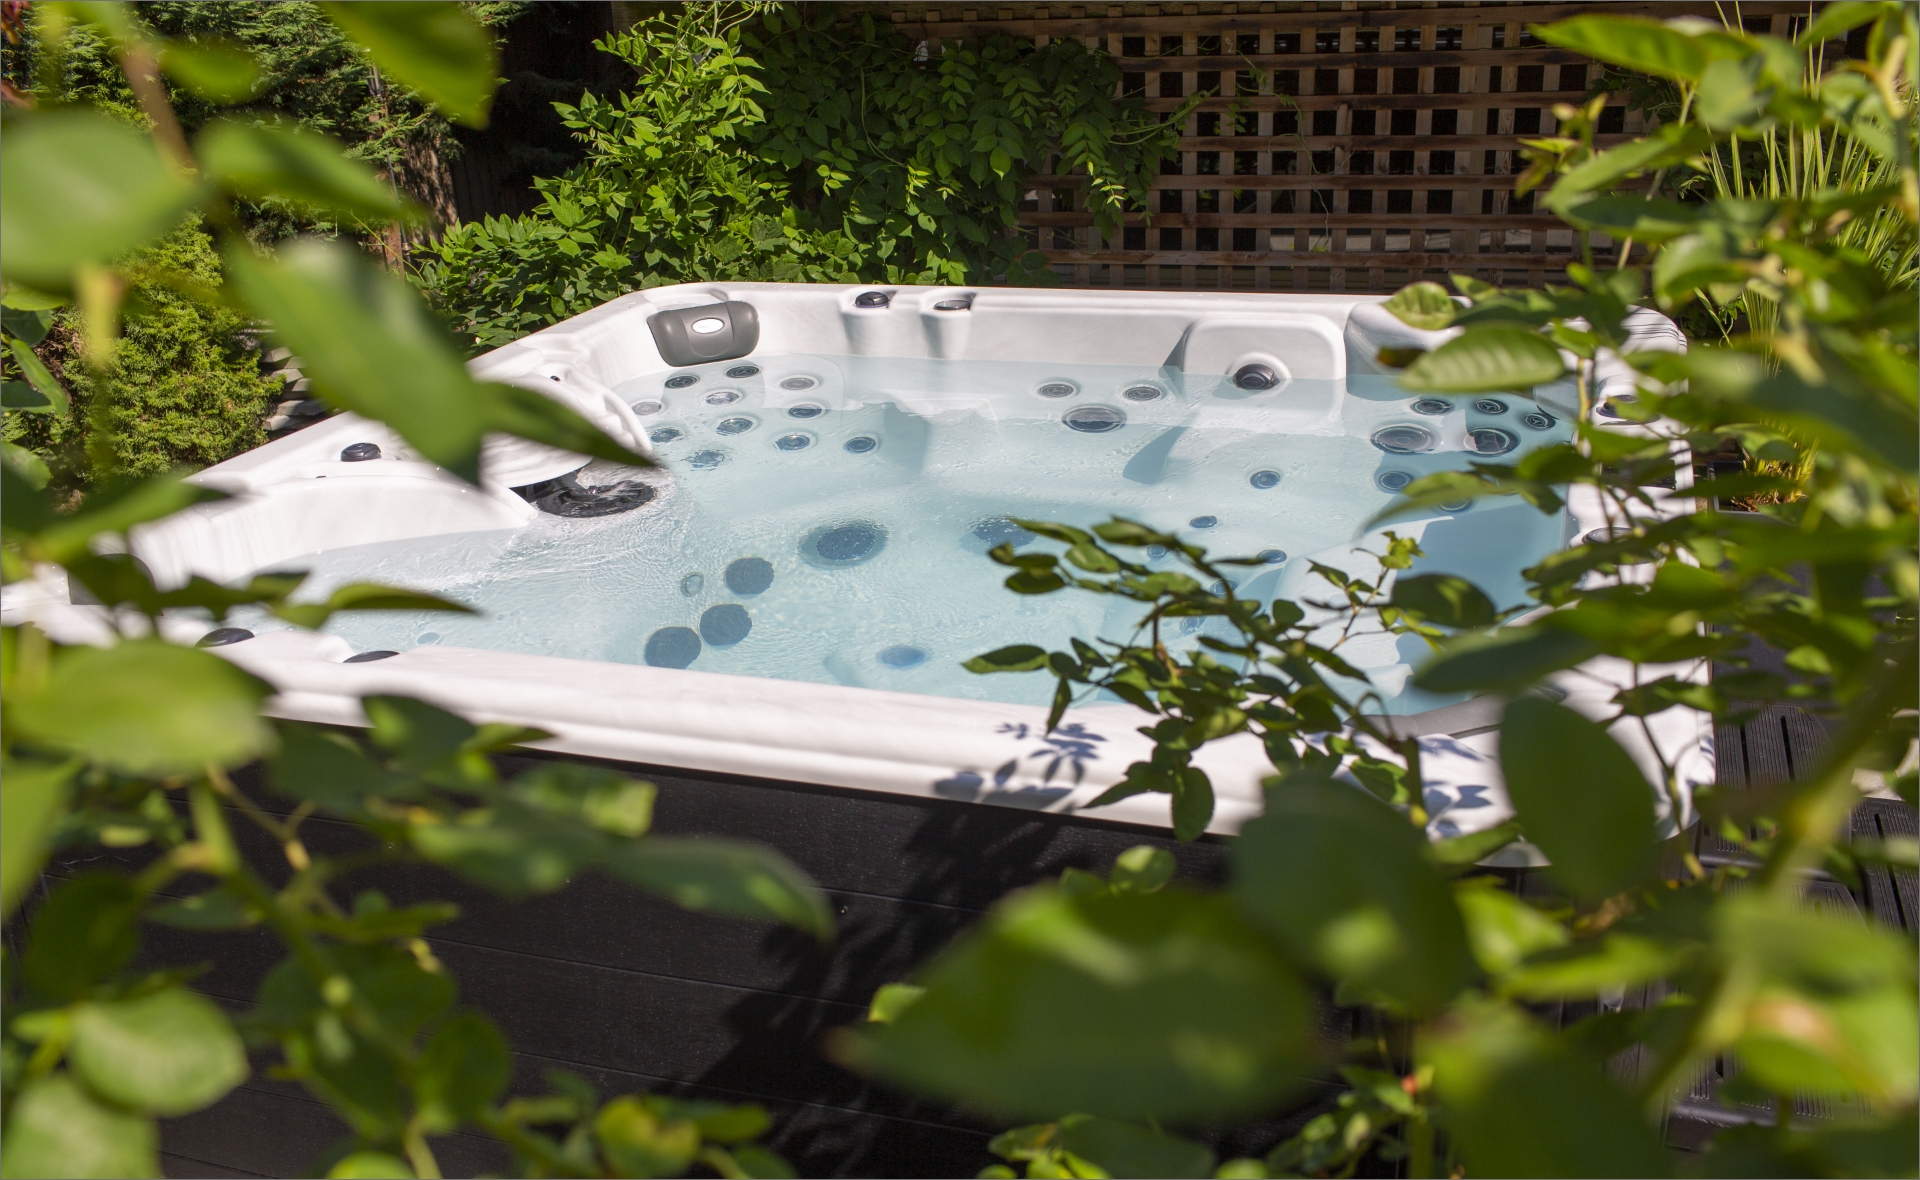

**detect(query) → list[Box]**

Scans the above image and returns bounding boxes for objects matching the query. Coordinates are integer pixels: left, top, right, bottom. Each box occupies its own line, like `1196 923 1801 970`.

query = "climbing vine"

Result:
417 3 1187 349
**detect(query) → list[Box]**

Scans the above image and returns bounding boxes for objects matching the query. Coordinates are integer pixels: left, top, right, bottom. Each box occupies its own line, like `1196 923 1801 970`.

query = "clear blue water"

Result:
256 354 1574 712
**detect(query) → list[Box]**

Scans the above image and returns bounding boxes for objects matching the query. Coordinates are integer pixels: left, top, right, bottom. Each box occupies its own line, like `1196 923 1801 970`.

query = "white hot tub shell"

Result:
5 283 1709 848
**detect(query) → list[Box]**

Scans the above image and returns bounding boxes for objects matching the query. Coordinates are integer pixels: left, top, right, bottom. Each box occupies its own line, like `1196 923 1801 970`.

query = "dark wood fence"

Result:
879 0 1820 292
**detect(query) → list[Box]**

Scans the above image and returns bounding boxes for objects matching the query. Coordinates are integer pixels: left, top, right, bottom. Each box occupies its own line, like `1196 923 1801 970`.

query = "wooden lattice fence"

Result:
874 1 1819 292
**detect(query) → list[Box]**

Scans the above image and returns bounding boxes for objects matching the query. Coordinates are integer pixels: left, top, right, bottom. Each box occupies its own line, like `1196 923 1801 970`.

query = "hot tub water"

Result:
241 352 1574 713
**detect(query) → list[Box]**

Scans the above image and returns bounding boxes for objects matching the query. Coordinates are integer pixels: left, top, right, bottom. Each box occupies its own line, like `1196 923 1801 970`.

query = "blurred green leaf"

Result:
1531 16 1707 80
1389 573 1497 628
1236 773 1476 1015
69 987 248 1116
159 39 263 103
1 756 77 918
1381 281 1457 331
1399 328 1565 393
198 121 417 223
605 838 832 939
268 722 416 815
23 872 145 1001
511 763 656 838
270 581 476 630
1424 1000 1670 1177
1500 933 1678 999
847 887 1316 1120
1499 698 1657 900
0 108 203 290
9 638 273 775
1056 1115 1216 1179
416 1011 509 1133
1429 819 1524 867
226 239 646 483
1718 894 1919 1105
149 884 261 930
867 982 926 1024
408 803 603 897
1558 195 1704 243
19 474 225 565
7 339 69 416
643 1095 770 1144
2 304 53 344
317 2 499 127
1413 627 1599 694
1109 845 1175 894
325 1152 416 1179
0 1074 158 1179
2 441 51 490
964 644 1051 673
1453 879 1569 977
595 1095 701 1178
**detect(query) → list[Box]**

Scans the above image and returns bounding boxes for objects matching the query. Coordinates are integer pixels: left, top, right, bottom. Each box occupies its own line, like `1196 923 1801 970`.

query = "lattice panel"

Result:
875 1 1815 293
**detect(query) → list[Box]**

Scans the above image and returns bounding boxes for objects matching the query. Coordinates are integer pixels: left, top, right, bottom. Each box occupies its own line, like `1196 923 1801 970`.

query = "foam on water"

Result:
248 353 1574 712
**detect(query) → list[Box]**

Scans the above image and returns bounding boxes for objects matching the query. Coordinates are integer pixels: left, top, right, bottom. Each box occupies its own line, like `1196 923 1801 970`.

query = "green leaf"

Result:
69 987 248 1116
511 763 655 838
1381 281 1457 331
1429 819 1524 867
1795 1 1891 49
726 1145 797 1179
2 304 53 344
964 644 1051 673
198 121 417 224
416 1011 510 1132
867 982 926 1024
159 39 263 103
318 2 500 127
2 441 50 489
595 1095 702 1179
1 757 76 918
1531 16 1705 81
475 379 656 471
846 888 1316 1121
9 338 71 416
605 838 833 939
23 872 144 1001
0 109 203 290
0 1074 158 1180
1499 698 1657 899
1389 573 1497 628
1452 879 1569 977
271 581 476 630
2 283 67 311
23 474 225 565
268 722 414 815
408 805 602 897
1170 765 1214 843
8 638 274 775
1108 845 1175 894
642 1096 772 1144
1557 195 1703 243
149 885 262 930
1235 774 1476 1016
224 239 489 482
1413 627 1600 694
1398 328 1565 393
1500 933 1677 999
325 1153 416 1179
1056 1115 1216 1179
1423 1000 1670 1178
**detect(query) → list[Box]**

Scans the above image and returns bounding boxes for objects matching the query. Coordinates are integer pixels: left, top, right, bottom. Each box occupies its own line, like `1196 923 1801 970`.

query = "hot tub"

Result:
16 284 1711 844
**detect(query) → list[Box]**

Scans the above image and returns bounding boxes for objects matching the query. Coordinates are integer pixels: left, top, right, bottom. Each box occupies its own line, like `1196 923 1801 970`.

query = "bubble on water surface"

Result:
680 572 705 597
